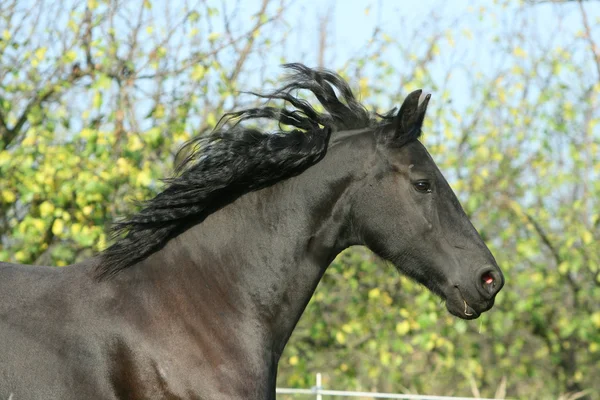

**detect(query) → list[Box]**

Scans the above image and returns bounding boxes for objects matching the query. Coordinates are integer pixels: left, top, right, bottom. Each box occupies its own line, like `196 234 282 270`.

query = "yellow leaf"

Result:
35 47 47 61
0 151 9 166
206 113 217 128
32 218 45 232
97 233 107 250
414 69 424 81
380 351 391 366
582 230 593 245
447 35 455 48
395 320 410 335
513 46 526 58
15 251 27 262
67 19 78 32
154 104 165 119
335 331 346 344
558 261 569 275
39 201 55 217
128 135 144 151
52 219 65 236
191 65 206 81
64 50 77 63
591 312 600 328
93 92 102 109
368 288 380 299
80 128 95 139
289 355 298 366
382 292 393 305
136 170 152 186
71 223 82 235
117 157 131 174
1 190 16 203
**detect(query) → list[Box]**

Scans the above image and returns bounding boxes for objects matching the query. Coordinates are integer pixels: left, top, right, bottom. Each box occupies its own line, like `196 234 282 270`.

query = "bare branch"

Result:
228 0 271 83
578 0 600 81
317 6 333 68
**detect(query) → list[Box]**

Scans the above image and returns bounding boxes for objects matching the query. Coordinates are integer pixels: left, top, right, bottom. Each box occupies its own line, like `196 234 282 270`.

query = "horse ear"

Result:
390 89 431 144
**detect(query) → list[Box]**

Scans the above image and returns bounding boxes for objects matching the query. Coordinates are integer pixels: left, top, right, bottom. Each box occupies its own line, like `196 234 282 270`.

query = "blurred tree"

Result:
0 0 285 265
280 2 600 399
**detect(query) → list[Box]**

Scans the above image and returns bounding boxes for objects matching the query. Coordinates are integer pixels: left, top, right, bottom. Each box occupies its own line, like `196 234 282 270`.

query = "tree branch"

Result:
227 0 271 83
523 211 581 300
578 0 600 81
0 69 88 150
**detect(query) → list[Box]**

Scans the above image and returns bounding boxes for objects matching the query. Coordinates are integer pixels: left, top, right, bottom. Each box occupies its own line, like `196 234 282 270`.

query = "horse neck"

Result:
117 130 373 357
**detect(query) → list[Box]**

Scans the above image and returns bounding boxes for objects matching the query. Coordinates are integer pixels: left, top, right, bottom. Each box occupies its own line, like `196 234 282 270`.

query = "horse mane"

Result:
96 63 400 279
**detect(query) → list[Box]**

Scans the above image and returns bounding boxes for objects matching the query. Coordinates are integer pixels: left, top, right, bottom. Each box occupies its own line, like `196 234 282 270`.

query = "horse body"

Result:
0 258 275 399
0 137 357 398
0 65 504 399
0 261 110 398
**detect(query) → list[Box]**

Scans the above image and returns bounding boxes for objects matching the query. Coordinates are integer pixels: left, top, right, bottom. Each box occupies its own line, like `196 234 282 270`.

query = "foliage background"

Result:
0 0 599 399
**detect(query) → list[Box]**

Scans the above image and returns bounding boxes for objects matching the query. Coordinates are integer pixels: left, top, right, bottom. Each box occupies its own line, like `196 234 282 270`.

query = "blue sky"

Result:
15 0 598 144
226 0 600 112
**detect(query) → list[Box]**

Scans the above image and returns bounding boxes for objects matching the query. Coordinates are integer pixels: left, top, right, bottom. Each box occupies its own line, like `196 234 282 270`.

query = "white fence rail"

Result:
276 373 505 400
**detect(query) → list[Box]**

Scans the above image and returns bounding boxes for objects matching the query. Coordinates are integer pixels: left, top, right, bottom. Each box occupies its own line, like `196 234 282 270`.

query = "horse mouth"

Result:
445 286 485 320
460 299 479 319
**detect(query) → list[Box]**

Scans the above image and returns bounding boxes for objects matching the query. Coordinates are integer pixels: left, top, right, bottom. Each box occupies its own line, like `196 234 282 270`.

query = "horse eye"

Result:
413 181 432 193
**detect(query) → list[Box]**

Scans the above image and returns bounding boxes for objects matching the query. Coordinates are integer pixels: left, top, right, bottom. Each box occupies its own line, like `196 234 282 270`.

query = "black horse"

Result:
0 64 504 399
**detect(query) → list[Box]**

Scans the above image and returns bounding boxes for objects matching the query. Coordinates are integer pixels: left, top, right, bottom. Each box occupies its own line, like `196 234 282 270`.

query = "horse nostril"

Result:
478 268 502 297
482 272 494 286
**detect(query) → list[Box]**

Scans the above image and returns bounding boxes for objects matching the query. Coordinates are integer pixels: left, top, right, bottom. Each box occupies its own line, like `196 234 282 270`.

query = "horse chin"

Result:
446 299 480 320
444 288 482 320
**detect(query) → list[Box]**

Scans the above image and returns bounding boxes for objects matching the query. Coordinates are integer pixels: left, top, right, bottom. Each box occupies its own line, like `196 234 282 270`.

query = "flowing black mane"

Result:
97 63 410 278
